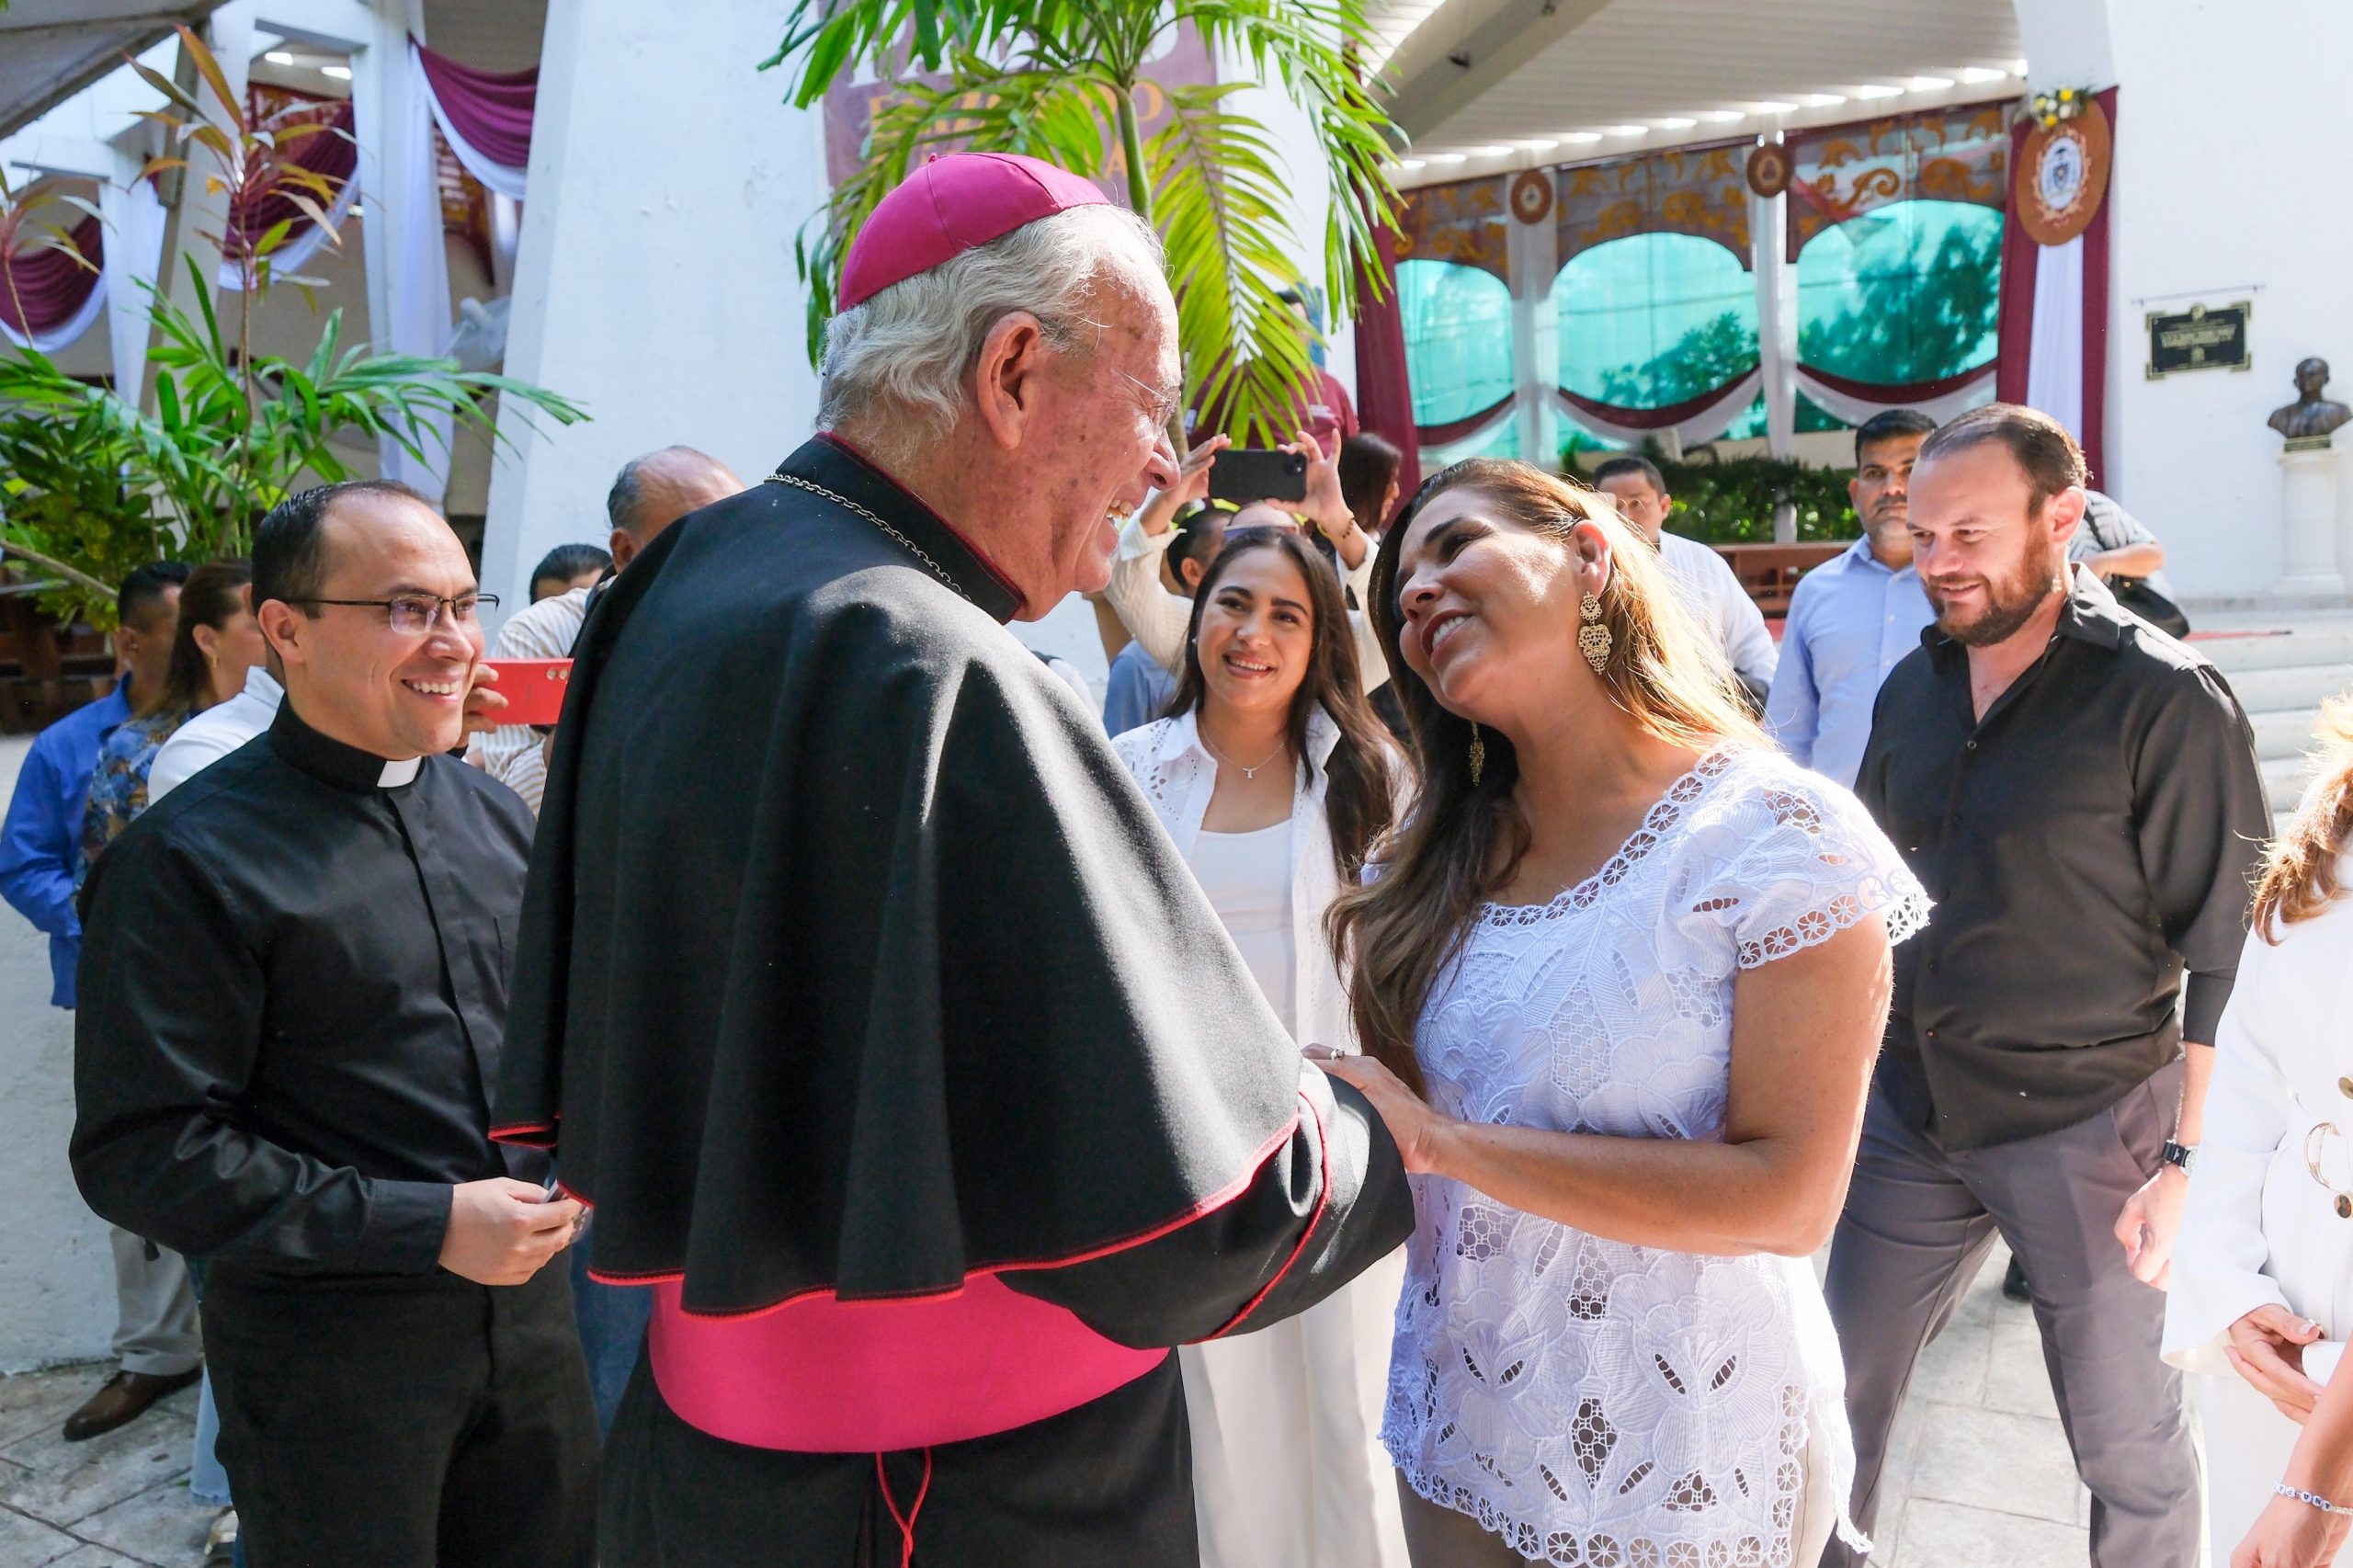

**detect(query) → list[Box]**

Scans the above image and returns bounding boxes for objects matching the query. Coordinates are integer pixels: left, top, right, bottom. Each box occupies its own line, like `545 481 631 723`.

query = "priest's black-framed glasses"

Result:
289 593 500 635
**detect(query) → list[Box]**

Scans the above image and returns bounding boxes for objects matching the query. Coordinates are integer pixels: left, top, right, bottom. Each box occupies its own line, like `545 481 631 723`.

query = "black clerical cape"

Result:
494 435 1413 1564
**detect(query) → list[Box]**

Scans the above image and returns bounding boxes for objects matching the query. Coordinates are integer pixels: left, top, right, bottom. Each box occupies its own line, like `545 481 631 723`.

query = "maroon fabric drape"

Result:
229 100 357 251
415 42 536 170
0 218 101 335
1993 109 2038 409
1991 88 2115 486
1558 376 1755 429
1802 362 1995 404
1351 223 1421 508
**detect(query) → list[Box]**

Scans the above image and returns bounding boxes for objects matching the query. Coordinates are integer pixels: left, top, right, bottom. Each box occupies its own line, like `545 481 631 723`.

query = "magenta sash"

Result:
644 1273 1167 1451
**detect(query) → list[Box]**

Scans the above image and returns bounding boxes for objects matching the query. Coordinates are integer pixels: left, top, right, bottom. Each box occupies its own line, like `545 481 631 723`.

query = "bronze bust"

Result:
2269 358 2352 441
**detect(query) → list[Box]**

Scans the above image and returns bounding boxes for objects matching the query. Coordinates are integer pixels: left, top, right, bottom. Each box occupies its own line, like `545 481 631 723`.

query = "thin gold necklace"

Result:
1202 730 1289 779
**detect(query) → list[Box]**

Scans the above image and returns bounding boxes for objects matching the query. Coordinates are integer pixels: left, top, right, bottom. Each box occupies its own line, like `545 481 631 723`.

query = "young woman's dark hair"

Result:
1168 527 1403 882
1337 432 1404 536
147 558 254 721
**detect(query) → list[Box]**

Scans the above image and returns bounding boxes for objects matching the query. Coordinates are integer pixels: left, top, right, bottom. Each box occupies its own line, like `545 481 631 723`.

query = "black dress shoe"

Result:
2002 1255 2032 1303
61 1367 201 1442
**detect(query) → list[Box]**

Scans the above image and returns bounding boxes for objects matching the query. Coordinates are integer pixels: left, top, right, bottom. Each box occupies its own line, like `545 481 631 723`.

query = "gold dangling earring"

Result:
1468 722 1486 788
1578 590 1612 676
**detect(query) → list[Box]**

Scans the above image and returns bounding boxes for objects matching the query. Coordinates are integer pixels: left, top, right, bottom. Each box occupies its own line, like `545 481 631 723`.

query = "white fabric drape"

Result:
1554 369 1765 449
2026 233 2086 444
1792 364 1998 428
0 262 106 353
103 178 167 391
215 177 358 293
1416 401 1518 467
374 44 456 500
418 43 528 200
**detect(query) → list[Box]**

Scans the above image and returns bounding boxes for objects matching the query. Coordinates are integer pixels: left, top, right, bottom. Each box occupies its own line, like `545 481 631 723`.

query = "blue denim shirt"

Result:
1102 638 1177 739
1764 538 1933 790
0 677 131 1007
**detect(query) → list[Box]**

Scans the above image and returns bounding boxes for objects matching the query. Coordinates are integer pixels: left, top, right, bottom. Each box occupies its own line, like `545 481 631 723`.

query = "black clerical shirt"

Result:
71 701 535 1277
1853 567 2268 1151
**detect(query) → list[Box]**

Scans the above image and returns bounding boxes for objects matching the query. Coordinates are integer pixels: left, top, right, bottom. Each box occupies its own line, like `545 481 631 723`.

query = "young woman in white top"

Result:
2168 700 2353 1566
1318 459 1928 1567
1111 525 1412 1568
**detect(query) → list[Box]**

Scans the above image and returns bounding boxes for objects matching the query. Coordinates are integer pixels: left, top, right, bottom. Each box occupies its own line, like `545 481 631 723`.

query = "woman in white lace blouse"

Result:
1321 460 1928 1567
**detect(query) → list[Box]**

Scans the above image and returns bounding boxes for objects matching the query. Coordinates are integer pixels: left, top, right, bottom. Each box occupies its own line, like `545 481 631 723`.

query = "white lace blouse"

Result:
1387 745 1928 1565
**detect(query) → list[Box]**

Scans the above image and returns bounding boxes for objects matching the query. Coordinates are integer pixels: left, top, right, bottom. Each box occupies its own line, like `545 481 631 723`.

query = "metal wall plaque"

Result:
2146 301 2252 379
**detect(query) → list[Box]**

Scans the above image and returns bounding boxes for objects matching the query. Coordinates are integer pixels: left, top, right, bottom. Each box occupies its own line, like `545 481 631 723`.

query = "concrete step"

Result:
2226 663 2353 716
2266 752 2319 814
2199 625 2353 675
2254 708 2325 762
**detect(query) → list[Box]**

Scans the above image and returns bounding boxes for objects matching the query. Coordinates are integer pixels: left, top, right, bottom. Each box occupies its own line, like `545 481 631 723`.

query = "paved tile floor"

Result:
0 1236 2132 1566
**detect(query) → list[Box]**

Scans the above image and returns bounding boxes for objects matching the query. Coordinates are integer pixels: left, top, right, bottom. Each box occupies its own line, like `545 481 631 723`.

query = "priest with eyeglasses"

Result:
71 480 598 1568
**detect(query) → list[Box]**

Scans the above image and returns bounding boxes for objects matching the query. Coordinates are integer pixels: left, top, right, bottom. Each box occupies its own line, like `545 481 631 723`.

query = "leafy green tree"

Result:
1596 310 1759 409
1799 221 2001 386
766 0 1401 448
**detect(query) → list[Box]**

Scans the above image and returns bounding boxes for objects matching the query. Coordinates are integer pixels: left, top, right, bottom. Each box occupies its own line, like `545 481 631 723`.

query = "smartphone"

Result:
1206 447 1308 506
482 658 573 727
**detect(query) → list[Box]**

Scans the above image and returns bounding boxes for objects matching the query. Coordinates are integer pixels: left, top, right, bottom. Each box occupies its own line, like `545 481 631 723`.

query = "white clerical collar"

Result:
379 756 422 787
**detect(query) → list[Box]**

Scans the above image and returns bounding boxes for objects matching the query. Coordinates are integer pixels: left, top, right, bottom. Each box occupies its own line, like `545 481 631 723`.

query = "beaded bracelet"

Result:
2278 1482 2349 1514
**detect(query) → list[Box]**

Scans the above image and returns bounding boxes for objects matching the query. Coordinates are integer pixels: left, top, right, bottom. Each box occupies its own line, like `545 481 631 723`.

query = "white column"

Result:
153 1 252 387
97 145 165 400
349 0 450 497
1750 145 1796 463
2279 444 2344 593
481 0 828 616
1507 188 1557 465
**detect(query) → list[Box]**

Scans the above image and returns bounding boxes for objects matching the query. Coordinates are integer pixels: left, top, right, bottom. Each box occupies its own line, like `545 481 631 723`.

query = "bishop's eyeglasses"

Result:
291 593 499 634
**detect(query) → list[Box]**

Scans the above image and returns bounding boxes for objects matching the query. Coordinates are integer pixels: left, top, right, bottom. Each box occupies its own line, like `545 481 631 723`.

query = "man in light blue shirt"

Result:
1766 410 1938 788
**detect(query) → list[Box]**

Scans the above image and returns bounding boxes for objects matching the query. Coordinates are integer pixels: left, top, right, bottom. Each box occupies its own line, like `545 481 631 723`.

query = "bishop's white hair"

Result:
814 203 1165 457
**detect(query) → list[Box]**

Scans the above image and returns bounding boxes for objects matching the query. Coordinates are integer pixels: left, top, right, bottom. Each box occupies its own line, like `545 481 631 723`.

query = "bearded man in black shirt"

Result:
73 482 598 1567
1822 404 2268 1568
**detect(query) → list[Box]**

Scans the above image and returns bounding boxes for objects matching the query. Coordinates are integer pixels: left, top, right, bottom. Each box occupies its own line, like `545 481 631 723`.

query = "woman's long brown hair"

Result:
144 558 252 722
2253 696 2353 939
1168 527 1401 883
1324 460 1761 1090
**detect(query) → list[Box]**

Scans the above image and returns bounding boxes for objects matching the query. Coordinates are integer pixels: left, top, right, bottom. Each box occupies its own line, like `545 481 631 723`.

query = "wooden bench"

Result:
1712 542 1847 619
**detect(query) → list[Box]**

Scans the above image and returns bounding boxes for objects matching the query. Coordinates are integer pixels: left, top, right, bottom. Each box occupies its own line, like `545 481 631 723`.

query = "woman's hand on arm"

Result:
1316 917 1894 1256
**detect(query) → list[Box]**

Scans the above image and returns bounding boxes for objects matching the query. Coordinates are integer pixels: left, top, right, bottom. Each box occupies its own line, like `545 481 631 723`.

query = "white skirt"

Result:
1181 1247 1411 1568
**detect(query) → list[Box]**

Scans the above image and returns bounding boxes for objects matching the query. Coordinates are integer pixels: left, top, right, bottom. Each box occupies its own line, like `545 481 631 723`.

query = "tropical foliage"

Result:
765 0 1401 447
0 27 585 628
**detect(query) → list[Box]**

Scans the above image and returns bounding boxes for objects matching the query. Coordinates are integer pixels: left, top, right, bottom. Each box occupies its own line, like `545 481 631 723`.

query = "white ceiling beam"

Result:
1380 0 1616 143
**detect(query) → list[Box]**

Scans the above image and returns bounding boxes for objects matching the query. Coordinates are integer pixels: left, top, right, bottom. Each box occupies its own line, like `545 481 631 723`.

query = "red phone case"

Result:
483 658 573 726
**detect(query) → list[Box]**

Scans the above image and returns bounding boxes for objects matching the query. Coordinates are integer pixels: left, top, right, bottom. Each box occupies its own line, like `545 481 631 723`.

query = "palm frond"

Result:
1147 82 1313 446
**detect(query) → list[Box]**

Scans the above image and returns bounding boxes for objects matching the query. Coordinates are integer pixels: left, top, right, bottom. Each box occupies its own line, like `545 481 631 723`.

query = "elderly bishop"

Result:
492 153 1414 1564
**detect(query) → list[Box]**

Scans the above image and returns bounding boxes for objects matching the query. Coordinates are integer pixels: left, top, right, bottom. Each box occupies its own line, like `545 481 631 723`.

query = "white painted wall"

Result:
2018 0 2353 602
479 0 827 617
0 737 117 1372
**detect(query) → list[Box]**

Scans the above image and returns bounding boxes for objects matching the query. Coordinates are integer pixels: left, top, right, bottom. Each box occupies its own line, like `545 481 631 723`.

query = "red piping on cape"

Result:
813 430 1029 612
579 1097 1310 1314
1203 1086 1329 1339
876 1449 933 1568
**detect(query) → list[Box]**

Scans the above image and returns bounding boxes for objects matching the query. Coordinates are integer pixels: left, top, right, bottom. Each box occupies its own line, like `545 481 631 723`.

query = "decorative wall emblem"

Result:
1509 169 1554 225
2015 96 2111 246
1745 142 1792 199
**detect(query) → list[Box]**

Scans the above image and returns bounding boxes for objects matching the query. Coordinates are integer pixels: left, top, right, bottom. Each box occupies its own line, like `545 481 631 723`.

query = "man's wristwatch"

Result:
2160 1139 2197 1175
